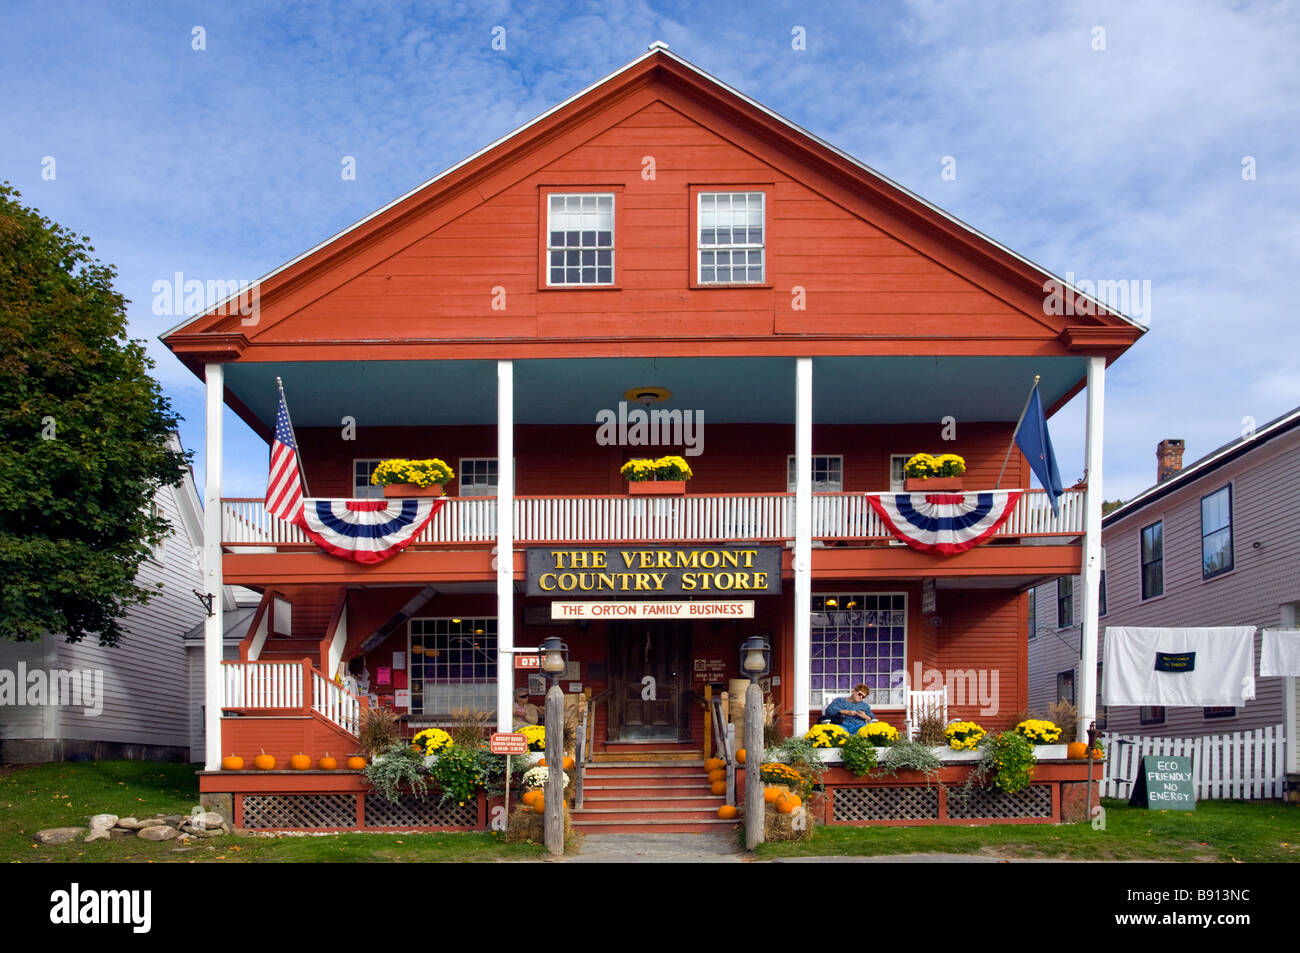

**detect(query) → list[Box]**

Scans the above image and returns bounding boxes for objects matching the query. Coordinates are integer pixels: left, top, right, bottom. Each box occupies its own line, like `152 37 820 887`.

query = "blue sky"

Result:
3 0 1297 500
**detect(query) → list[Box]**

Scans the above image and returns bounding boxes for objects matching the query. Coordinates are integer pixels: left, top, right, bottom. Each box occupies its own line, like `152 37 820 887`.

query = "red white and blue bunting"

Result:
298 498 448 565
867 491 1023 555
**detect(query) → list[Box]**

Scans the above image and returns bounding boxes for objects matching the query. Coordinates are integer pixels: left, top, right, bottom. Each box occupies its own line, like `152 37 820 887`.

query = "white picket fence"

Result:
1101 725 1287 800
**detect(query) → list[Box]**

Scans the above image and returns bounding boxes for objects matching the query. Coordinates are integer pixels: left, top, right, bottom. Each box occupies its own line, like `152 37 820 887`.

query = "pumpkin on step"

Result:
253 750 276 771
717 805 738 819
289 752 311 770
710 781 727 796
704 758 724 772
735 748 746 764
221 754 244 771
346 755 366 770
1067 742 1088 760
708 769 726 783
319 753 338 771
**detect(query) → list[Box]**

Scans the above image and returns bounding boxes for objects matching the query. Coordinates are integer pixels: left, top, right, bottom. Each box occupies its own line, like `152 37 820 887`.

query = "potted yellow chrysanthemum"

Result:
371 458 455 498
903 452 966 491
620 455 693 495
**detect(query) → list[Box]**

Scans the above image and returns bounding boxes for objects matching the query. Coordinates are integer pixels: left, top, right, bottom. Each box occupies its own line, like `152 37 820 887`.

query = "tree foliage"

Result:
0 182 189 644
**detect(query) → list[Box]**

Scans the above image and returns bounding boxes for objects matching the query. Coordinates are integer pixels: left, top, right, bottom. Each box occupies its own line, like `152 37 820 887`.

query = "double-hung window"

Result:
459 458 498 497
1057 577 1074 628
547 194 614 286
698 191 764 284
1141 521 1164 599
1201 485 1233 579
786 454 842 493
353 459 384 499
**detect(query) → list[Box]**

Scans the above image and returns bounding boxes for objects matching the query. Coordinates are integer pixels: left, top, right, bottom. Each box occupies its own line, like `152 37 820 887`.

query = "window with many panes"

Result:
889 454 917 492
1057 576 1074 628
786 455 842 493
1201 485 1233 579
698 192 764 284
810 593 906 709
1056 670 1075 705
547 194 613 286
458 458 498 498
408 618 497 716
1141 521 1164 599
353 459 384 499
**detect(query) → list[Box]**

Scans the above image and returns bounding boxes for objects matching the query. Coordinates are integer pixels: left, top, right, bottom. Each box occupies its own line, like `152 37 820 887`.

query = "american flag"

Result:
265 388 305 526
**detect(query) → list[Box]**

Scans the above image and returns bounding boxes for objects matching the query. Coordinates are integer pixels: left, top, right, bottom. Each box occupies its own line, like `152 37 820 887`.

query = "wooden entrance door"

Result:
607 621 691 742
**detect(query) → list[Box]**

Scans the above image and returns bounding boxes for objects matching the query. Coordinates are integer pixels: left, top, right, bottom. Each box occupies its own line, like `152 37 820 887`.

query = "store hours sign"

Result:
526 546 782 596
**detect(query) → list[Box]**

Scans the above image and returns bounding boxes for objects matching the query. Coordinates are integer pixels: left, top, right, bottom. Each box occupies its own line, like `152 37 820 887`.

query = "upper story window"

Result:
459 458 498 497
1057 576 1074 628
698 192 764 284
1027 587 1037 639
1098 568 1108 616
1201 485 1233 579
353 459 384 499
547 194 613 286
1141 520 1164 599
787 455 842 493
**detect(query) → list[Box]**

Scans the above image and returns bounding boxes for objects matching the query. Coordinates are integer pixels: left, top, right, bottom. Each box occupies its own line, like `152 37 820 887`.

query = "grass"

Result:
1 761 545 863
753 798 1300 862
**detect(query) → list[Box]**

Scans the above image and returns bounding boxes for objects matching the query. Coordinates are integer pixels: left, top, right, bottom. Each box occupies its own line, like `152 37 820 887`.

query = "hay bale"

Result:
763 802 814 842
505 805 573 843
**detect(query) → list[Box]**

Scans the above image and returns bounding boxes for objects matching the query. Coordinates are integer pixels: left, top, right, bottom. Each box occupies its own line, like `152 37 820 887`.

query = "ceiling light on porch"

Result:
825 598 838 607
623 385 671 406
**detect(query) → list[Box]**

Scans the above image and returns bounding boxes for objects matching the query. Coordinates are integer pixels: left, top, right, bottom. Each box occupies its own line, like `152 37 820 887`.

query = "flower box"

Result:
628 480 687 495
904 477 963 492
1033 744 1069 760
383 483 444 498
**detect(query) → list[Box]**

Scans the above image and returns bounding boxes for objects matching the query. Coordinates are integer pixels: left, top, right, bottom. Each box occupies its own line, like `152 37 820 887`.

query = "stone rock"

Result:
89 814 118 830
138 825 179 841
181 826 223 838
161 815 184 825
116 817 143 830
109 827 134 839
84 829 110 843
194 811 225 828
34 827 85 845
136 818 166 828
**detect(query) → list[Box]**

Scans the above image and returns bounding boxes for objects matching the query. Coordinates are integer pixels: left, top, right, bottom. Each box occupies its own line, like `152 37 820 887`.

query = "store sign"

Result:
551 601 755 620
526 546 782 596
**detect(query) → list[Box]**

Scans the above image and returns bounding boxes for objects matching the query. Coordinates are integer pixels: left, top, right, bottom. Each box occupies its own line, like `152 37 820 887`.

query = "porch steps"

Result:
254 642 324 663
573 760 740 835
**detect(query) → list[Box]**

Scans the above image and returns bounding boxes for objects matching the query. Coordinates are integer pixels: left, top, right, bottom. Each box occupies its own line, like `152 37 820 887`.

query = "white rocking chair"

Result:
906 689 948 740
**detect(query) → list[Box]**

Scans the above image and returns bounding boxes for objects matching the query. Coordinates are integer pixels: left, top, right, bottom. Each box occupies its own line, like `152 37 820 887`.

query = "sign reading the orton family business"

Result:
526 546 782 596
551 601 755 621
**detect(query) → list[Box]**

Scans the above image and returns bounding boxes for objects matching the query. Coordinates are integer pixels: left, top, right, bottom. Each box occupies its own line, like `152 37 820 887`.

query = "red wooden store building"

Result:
165 45 1141 832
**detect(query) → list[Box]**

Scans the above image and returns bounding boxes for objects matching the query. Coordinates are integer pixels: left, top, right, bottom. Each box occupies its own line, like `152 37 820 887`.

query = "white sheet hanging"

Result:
1102 627 1257 706
1260 629 1300 677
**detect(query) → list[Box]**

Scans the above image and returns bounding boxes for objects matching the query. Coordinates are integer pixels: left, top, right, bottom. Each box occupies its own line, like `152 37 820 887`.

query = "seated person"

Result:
823 684 877 736
512 688 540 730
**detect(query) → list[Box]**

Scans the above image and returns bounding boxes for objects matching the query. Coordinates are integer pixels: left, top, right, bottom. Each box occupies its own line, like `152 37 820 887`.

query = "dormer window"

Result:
547 194 614 286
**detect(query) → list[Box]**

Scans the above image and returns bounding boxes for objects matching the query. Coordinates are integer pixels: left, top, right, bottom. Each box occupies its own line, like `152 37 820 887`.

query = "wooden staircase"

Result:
573 759 740 835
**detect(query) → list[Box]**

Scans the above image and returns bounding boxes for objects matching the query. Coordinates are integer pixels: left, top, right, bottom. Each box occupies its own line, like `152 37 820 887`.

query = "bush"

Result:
840 734 879 776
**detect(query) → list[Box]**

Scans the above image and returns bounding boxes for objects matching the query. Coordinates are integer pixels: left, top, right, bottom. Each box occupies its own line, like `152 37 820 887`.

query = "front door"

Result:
608 621 691 742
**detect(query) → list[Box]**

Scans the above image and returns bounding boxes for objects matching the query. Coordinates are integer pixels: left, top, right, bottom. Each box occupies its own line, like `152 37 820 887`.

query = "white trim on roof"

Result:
163 46 1146 341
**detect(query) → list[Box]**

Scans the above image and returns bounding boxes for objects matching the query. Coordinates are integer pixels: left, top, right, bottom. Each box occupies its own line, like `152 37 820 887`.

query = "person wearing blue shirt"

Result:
824 684 876 735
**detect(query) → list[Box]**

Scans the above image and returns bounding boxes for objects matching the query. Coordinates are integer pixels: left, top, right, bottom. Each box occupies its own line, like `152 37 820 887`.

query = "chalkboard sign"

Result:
1129 755 1196 809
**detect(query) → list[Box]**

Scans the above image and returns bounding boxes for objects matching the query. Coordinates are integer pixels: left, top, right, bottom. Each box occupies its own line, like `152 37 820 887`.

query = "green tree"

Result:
0 183 189 644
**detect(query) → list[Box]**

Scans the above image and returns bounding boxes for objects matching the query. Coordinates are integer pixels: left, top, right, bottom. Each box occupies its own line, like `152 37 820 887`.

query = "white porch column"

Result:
496 360 515 733
1077 356 1105 745
793 357 813 734
1281 603 1298 774
203 362 225 771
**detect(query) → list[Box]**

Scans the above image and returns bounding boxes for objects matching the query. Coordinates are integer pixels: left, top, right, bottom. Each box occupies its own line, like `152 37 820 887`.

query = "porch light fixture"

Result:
739 635 771 681
623 385 671 406
540 636 569 684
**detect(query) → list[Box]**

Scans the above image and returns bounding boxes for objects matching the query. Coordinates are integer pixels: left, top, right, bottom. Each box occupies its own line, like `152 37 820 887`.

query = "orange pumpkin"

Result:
289 752 311 770
1067 742 1088 760
717 805 738 819
704 758 724 772
253 749 276 771
319 754 338 771
221 754 244 771
538 757 546 766
533 794 545 813
710 781 727 796
763 786 782 804
346 755 366 770
562 756 575 771
708 769 726 783
735 748 747 764
775 792 800 814
521 789 539 807
1090 746 1105 760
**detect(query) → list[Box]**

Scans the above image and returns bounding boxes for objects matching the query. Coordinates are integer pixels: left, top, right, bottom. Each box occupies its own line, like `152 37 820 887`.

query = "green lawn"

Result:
1 761 545 863
754 798 1300 862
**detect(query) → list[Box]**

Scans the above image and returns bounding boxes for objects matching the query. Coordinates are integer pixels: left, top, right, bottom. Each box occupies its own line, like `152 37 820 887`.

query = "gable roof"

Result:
1104 405 1300 527
163 44 1143 368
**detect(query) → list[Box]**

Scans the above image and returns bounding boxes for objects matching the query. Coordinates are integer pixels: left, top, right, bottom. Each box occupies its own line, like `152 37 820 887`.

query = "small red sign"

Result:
514 654 540 670
490 732 529 755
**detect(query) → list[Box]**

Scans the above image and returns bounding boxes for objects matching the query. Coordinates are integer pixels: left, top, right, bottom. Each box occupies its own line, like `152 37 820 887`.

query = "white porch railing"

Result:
222 660 365 737
311 670 363 736
222 488 1085 547
1101 726 1288 800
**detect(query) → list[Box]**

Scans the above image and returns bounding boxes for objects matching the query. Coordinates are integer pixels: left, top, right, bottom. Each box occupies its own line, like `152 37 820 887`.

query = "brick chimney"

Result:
1156 439 1185 483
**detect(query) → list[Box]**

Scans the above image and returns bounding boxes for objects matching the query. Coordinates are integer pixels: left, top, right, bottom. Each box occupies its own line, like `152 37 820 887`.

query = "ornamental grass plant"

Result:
359 706 401 759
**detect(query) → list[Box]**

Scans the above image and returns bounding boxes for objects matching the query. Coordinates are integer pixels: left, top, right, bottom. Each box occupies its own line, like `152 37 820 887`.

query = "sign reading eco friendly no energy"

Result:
1129 755 1196 809
526 546 782 596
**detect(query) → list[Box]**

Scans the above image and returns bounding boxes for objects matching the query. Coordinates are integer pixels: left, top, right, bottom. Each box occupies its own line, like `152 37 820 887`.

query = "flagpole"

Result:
276 376 310 498
994 375 1040 489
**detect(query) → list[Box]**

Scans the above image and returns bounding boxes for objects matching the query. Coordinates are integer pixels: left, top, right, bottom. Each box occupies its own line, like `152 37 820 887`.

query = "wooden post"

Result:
744 680 765 849
544 684 564 855
704 684 713 761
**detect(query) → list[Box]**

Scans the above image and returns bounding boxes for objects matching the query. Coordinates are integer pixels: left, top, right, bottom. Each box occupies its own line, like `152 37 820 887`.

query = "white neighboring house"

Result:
0 433 211 763
1028 410 1300 781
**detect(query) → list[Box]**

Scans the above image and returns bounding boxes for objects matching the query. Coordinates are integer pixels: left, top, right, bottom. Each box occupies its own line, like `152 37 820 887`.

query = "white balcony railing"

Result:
222 489 1085 548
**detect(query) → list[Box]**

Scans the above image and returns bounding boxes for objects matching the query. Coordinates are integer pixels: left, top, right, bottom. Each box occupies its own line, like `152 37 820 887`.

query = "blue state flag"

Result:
1014 384 1064 516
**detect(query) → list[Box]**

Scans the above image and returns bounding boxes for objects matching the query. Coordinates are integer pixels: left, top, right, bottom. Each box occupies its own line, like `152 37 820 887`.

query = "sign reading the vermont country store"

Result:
526 546 782 596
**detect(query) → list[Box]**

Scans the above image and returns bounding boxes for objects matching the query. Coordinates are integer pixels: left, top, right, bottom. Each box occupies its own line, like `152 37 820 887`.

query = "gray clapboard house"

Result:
0 434 215 763
1028 408 1300 777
